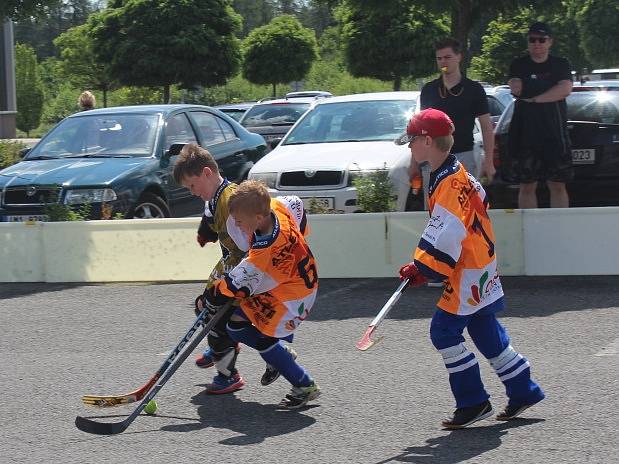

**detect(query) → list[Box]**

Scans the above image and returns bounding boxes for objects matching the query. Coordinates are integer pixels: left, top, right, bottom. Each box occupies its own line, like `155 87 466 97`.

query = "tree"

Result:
13 0 97 59
90 0 242 103
15 43 45 136
575 0 619 68
1 0 59 20
338 1 448 90
54 23 116 107
242 15 318 96
469 4 591 84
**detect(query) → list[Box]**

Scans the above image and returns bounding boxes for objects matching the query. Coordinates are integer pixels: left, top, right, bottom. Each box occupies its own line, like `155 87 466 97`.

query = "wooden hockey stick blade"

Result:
75 303 230 435
77 302 226 409
81 376 157 407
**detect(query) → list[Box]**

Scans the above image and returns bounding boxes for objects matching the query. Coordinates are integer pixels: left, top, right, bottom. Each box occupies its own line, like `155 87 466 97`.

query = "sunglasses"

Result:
528 36 548 44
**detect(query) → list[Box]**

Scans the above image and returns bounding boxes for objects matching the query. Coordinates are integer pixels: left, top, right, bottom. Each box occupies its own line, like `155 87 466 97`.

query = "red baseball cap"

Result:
394 108 455 145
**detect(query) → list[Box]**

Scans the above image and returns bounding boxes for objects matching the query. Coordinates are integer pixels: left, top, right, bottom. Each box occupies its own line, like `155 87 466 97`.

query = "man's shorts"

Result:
512 146 574 184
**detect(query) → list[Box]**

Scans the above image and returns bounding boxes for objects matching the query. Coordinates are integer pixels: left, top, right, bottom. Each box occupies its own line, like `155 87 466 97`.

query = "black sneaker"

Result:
261 345 298 386
496 402 536 421
442 400 493 429
277 382 321 410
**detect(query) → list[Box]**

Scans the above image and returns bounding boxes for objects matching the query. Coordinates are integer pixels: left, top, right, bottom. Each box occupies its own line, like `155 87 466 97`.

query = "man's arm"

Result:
477 113 496 182
521 80 572 103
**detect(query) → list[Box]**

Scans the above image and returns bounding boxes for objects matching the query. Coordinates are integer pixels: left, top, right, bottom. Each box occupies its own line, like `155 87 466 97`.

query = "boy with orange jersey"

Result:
395 109 544 429
201 180 321 409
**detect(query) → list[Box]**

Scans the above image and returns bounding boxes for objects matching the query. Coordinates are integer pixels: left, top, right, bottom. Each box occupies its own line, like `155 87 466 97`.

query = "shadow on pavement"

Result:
0 282 85 299
160 390 316 444
372 418 545 464
311 276 619 321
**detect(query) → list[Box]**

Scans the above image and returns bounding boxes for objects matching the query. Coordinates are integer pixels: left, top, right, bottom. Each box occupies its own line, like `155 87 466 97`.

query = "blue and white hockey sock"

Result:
260 342 312 388
489 344 544 406
439 343 490 408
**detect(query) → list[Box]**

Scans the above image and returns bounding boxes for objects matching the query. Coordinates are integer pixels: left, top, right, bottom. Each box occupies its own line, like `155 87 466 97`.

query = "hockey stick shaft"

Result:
81 305 223 407
355 279 409 351
75 303 231 435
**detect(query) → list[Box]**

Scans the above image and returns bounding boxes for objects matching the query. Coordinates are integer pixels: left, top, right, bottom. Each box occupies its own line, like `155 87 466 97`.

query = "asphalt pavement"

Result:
1 276 618 464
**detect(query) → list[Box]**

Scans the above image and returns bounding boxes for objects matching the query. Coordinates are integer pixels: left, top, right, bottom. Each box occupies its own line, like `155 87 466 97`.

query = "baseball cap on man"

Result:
528 21 552 36
394 108 455 145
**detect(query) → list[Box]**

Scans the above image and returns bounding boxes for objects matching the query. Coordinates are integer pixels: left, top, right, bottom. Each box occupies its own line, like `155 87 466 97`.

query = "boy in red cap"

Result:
395 108 544 429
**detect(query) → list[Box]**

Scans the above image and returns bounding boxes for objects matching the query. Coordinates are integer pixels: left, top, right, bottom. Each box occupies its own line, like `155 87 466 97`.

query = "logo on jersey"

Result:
466 270 501 306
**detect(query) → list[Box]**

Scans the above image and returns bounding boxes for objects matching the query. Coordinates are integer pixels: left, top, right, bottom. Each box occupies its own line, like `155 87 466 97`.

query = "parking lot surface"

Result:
1 276 618 463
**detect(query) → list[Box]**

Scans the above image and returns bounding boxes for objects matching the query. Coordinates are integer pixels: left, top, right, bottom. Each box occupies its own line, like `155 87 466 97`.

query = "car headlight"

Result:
248 172 277 188
64 188 117 205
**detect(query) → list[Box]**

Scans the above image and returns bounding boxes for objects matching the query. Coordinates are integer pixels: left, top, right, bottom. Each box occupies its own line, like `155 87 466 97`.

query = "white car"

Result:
247 91 419 213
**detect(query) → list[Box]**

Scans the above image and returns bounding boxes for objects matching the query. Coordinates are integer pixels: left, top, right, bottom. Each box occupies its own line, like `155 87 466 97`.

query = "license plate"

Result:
1 214 48 222
572 148 595 164
301 197 334 210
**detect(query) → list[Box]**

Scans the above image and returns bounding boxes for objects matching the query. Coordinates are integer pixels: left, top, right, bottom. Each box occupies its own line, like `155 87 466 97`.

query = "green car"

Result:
0 104 267 221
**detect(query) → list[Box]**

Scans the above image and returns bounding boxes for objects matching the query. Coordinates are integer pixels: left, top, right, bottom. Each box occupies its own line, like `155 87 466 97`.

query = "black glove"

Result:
197 215 218 247
195 286 231 317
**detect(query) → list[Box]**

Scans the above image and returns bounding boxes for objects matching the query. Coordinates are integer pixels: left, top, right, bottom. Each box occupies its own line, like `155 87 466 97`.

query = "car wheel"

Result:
128 192 170 219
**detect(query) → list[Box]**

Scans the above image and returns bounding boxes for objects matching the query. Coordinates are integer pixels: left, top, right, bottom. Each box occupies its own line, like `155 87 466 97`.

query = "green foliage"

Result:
306 198 337 214
1 0 60 21
242 15 318 95
352 169 395 213
0 141 27 170
42 185 92 221
470 4 593 84
54 23 117 104
575 0 619 68
41 82 80 124
338 1 448 90
90 0 242 102
15 43 45 136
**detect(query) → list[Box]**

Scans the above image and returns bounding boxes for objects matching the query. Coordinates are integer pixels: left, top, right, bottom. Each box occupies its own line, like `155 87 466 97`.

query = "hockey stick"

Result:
81 302 226 408
355 279 409 351
75 303 231 435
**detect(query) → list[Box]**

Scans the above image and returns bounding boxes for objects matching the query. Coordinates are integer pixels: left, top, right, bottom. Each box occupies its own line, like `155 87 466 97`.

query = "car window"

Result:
27 114 159 158
567 92 619 124
487 96 505 117
217 116 238 141
164 113 198 150
190 111 229 145
283 100 416 144
241 103 309 128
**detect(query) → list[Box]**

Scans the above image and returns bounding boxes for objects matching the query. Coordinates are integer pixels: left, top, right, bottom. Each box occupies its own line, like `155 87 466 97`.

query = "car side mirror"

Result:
163 143 185 161
19 148 31 158
269 138 282 150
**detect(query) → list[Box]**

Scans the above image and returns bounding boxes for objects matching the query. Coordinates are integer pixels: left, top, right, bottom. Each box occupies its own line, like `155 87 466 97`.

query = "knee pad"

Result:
213 346 239 377
208 329 236 354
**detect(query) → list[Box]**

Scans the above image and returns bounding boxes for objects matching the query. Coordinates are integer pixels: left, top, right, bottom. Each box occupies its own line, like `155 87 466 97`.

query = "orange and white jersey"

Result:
413 155 504 315
214 196 318 337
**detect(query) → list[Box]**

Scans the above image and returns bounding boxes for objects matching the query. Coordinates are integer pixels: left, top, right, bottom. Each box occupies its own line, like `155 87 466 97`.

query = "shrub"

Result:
0 141 27 170
352 169 396 213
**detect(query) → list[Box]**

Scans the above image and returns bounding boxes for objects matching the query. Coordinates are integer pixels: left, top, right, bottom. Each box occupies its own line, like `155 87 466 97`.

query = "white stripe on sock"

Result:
447 357 478 374
499 361 530 381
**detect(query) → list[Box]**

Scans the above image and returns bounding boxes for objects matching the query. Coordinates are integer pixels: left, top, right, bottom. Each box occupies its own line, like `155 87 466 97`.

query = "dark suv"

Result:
489 86 619 208
239 92 332 151
0 104 266 221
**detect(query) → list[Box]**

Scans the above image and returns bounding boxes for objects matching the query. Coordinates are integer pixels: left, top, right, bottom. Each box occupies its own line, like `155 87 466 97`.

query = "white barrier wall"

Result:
0 207 617 283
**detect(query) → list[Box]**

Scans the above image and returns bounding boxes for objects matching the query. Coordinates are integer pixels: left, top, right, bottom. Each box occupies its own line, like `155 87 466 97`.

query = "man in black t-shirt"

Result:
419 38 495 181
508 21 573 208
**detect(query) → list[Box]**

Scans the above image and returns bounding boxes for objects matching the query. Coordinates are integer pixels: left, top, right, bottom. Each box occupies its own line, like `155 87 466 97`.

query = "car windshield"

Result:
283 100 416 144
241 102 309 128
26 114 160 159
567 91 619 124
